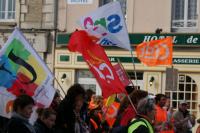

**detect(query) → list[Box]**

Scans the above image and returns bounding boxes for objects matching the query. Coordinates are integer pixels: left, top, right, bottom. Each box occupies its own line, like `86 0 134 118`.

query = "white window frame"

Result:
165 74 198 116
0 0 15 22
78 78 102 95
172 0 198 32
76 70 101 95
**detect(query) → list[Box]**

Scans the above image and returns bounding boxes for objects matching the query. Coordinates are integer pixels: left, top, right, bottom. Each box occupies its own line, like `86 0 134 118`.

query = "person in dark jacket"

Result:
81 89 95 126
6 94 36 133
34 108 56 133
0 115 9 133
55 83 89 133
173 101 196 133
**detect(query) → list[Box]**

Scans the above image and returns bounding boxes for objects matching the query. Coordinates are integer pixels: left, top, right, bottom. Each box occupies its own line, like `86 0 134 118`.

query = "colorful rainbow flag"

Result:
0 28 55 118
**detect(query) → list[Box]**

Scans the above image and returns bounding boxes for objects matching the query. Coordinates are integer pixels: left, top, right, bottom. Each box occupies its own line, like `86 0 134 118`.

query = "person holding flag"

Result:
128 97 155 133
112 89 148 133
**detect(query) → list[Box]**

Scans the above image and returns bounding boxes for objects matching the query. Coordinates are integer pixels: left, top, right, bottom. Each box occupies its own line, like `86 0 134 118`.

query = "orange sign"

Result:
136 37 173 66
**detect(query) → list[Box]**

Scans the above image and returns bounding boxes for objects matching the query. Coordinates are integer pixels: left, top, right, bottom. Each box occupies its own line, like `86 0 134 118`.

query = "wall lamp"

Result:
149 77 155 86
61 73 67 83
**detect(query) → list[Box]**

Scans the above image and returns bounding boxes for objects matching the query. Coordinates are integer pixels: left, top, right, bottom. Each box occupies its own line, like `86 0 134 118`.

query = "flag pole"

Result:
172 65 174 92
126 94 137 114
54 78 67 96
116 58 137 113
130 49 139 90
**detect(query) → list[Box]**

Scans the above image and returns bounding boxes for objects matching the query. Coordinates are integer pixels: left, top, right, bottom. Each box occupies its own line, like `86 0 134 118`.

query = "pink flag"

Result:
113 63 131 87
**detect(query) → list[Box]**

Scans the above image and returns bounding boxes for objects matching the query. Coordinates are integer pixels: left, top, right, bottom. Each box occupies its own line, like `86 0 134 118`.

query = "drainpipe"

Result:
18 0 21 28
53 0 58 75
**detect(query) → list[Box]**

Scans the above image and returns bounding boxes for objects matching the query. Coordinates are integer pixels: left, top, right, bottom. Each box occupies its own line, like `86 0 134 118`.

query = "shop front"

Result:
55 33 200 117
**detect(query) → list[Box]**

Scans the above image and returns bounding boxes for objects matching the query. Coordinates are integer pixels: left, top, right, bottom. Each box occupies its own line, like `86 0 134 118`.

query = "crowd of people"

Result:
0 83 200 133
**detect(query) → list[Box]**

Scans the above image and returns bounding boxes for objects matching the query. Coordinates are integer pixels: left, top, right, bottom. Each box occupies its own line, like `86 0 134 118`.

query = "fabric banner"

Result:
136 37 173 66
102 101 120 128
78 1 131 50
0 28 55 118
68 30 126 98
113 63 131 87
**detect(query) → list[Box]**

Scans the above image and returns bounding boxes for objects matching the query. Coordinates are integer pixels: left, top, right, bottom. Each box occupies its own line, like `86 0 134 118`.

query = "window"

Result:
127 71 144 90
0 0 15 21
165 74 198 116
171 0 198 32
127 71 143 80
76 70 101 95
99 0 126 17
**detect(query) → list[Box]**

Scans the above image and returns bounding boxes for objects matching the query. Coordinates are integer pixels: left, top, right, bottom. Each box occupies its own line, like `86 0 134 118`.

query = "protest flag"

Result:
136 37 173 66
113 63 131 87
78 1 140 90
0 28 55 118
68 30 126 98
78 1 131 50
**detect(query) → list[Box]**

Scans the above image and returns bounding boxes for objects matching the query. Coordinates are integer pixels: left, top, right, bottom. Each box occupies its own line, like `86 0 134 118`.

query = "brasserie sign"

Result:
77 56 200 65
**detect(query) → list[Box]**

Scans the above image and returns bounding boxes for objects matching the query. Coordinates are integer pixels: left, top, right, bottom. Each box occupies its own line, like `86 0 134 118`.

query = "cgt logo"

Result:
136 37 173 66
138 43 170 61
83 14 123 34
88 62 114 84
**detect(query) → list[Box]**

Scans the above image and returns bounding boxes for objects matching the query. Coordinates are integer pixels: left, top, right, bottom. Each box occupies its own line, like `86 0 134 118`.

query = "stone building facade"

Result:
0 0 57 71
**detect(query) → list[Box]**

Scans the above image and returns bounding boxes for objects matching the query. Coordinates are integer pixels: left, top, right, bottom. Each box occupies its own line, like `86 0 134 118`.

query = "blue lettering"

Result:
107 14 122 33
100 38 117 46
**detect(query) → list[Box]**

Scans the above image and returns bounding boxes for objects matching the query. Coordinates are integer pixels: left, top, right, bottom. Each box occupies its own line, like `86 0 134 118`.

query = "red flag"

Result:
68 30 92 53
113 63 131 87
136 37 173 66
68 30 126 98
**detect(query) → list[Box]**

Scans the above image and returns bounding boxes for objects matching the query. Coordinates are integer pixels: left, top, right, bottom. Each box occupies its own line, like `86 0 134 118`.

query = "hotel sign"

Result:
129 34 200 46
57 33 200 47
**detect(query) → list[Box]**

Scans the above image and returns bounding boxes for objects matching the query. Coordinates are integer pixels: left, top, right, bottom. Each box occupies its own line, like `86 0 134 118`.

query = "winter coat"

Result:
6 112 36 133
173 110 195 133
34 119 52 133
